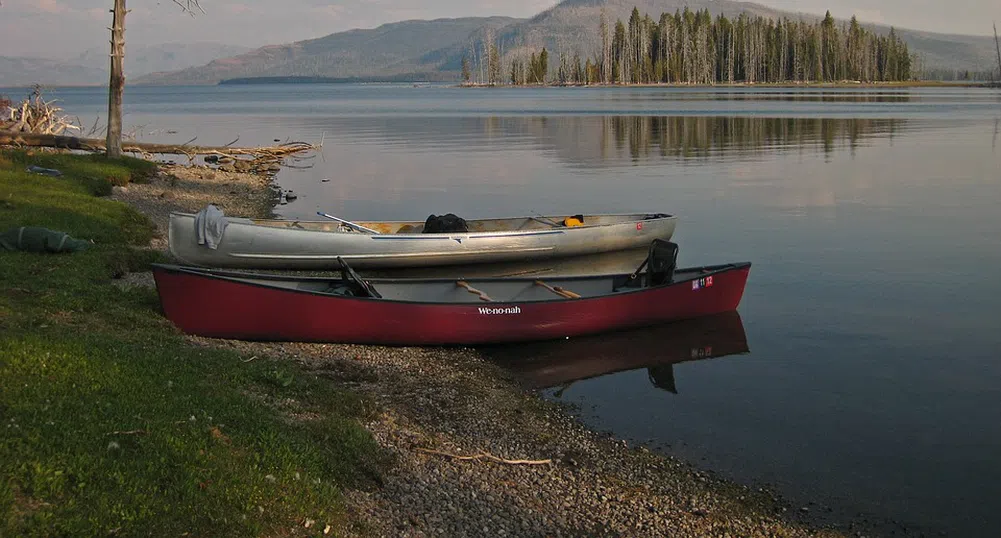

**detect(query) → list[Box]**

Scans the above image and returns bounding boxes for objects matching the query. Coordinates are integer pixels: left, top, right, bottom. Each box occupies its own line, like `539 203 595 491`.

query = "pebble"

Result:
207 341 872 538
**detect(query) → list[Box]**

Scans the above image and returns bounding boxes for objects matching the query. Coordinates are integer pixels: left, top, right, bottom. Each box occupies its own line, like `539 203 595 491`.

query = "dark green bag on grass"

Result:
0 226 91 253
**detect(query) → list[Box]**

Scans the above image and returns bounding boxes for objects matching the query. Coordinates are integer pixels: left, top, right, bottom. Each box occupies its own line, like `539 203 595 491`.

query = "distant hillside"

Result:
71 42 252 78
0 43 253 89
135 17 519 85
134 0 1000 85
889 30 999 75
495 0 998 74
0 57 106 88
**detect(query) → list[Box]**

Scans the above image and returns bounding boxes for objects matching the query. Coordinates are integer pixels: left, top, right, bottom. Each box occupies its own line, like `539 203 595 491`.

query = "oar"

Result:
317 212 380 234
529 210 563 228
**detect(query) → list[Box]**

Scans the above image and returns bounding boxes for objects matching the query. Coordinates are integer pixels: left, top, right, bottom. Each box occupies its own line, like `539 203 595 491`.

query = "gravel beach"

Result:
111 163 850 538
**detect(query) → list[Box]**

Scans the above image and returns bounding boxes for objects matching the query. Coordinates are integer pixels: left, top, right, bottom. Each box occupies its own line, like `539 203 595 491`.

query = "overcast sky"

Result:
2 0 999 60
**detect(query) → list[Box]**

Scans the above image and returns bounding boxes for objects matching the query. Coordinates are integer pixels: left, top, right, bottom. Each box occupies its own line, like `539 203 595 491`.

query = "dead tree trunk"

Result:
106 0 126 158
994 22 1001 83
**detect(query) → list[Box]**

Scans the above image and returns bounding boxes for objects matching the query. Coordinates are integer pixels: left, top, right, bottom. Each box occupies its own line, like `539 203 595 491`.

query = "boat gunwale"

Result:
168 211 678 238
151 261 751 307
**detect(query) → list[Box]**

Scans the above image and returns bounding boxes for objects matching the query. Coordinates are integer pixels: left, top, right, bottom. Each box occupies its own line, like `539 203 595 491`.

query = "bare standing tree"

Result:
993 22 1001 82
105 0 203 158
483 27 500 85
600 10 611 84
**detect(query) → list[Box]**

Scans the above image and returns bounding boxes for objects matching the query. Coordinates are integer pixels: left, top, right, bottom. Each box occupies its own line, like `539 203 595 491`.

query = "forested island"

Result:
463 7 914 86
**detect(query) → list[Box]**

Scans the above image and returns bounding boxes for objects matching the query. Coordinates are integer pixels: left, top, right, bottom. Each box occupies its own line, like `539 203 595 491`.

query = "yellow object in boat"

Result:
563 216 584 227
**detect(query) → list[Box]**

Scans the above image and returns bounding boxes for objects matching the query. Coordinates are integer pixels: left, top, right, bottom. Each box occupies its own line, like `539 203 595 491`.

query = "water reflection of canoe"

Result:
484 311 749 390
167 211 677 270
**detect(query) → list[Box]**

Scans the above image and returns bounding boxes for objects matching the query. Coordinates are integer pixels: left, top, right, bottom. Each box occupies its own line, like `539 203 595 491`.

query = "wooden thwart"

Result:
456 281 492 301
534 280 581 299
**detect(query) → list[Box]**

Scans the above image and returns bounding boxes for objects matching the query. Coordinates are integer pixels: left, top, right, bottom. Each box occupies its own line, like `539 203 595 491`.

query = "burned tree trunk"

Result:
106 0 126 158
994 22 1000 83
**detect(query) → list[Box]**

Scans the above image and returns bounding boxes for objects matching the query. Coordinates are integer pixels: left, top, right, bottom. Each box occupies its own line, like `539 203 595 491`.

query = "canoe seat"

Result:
647 239 678 286
321 281 370 297
614 239 679 291
337 257 382 298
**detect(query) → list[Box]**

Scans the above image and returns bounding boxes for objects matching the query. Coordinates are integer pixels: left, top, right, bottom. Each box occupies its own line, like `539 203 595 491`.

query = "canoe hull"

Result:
167 212 678 270
151 263 750 346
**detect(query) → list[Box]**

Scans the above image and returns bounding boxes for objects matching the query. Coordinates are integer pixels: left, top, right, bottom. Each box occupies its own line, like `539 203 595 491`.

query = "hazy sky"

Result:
1 0 999 60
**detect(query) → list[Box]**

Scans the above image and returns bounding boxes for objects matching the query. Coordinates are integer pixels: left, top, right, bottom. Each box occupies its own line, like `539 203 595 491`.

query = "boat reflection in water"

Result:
482 311 749 394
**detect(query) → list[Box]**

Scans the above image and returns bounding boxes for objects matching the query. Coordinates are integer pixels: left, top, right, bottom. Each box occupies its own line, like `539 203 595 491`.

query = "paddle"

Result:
529 210 564 228
529 216 562 228
317 212 381 234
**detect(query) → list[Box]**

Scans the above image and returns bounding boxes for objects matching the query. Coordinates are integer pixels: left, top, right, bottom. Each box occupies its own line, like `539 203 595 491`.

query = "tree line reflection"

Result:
498 115 908 166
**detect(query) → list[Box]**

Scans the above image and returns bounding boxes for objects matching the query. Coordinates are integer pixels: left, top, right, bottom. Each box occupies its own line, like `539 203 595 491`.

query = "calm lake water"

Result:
8 83 1001 537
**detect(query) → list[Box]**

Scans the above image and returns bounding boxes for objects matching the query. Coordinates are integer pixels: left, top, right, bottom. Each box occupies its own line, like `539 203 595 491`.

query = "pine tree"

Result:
589 6 912 86
461 55 471 83
539 48 549 83
613 20 626 83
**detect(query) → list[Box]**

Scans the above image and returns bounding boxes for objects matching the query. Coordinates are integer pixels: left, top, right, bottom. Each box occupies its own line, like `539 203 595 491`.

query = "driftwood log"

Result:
0 88 80 136
0 131 318 162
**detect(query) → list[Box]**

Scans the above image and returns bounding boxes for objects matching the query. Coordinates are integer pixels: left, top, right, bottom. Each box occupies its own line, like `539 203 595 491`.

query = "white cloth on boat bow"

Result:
194 204 229 249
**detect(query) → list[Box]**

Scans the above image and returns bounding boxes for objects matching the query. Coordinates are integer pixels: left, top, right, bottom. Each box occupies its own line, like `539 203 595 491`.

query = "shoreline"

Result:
4 80 997 91
457 80 998 89
106 159 865 537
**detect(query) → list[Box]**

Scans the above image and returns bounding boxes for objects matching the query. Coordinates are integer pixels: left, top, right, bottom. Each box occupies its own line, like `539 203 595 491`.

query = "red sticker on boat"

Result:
636 222 643 230
690 345 714 359
691 277 714 291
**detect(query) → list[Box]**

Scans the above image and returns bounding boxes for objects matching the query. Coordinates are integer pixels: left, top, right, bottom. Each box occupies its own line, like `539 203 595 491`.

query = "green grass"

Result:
1 150 158 196
0 150 385 537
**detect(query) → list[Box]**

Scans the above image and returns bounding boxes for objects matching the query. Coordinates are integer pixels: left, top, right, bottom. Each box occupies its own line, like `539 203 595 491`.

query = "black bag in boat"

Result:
423 213 468 233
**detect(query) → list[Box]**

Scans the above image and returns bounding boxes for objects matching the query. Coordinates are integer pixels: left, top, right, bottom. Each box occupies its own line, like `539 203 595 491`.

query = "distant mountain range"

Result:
503 0 999 74
0 56 106 88
133 17 519 86
4 1 998 88
1 43 251 88
134 0 1000 86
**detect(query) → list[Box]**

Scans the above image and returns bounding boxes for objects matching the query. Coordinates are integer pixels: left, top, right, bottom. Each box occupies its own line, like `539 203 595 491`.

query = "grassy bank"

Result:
0 149 384 537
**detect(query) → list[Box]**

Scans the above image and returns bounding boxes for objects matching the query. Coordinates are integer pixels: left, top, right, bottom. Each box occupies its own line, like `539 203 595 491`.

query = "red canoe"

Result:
151 241 751 346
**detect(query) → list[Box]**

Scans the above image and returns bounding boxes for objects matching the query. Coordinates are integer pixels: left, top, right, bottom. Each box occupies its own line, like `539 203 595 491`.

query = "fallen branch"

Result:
417 447 552 466
0 132 317 161
105 429 148 436
0 86 81 136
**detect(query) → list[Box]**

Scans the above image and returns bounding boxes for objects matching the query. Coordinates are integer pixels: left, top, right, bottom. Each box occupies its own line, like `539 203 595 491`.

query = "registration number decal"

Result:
690 346 714 359
691 276 714 291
